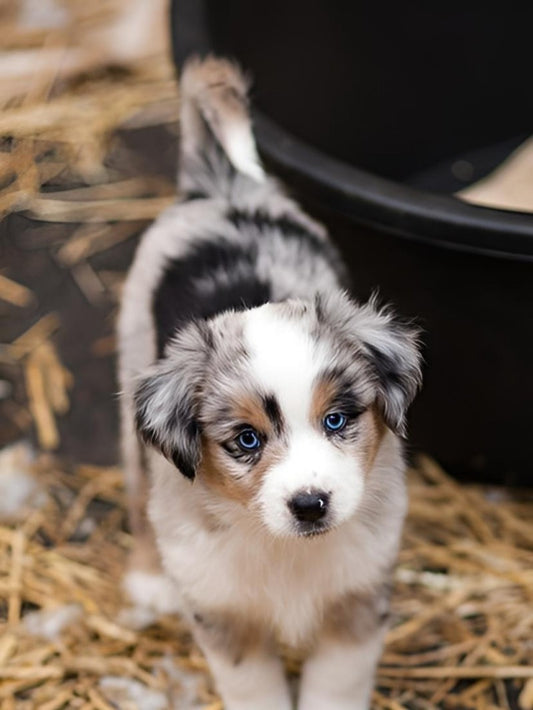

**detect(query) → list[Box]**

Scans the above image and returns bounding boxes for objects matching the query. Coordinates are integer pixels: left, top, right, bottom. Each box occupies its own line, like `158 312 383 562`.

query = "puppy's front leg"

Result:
192 610 293 710
298 589 390 710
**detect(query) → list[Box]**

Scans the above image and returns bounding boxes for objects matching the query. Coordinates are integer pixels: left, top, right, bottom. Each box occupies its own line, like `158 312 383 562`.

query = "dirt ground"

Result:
0 121 177 463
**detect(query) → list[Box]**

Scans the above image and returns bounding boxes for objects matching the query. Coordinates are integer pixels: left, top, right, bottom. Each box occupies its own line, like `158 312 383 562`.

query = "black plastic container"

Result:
171 0 533 485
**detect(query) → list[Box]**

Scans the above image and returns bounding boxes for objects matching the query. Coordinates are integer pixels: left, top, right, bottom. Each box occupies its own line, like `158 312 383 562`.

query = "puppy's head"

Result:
135 292 421 537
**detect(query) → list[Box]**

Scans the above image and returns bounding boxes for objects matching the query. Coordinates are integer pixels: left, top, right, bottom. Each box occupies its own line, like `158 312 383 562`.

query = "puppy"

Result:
118 56 422 710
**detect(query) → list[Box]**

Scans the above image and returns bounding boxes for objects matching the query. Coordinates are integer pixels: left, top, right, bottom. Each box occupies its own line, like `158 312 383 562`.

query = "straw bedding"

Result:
0 3 532 708
0 449 531 709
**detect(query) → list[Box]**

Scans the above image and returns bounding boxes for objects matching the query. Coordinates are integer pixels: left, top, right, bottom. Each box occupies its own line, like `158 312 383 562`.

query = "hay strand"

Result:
0 274 34 308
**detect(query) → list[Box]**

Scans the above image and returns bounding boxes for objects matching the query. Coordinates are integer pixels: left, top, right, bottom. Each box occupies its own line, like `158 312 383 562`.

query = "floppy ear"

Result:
317 292 422 436
133 322 209 479
354 298 422 436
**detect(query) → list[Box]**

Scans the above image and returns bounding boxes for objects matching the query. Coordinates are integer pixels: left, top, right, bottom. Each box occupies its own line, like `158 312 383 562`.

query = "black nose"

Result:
288 491 329 523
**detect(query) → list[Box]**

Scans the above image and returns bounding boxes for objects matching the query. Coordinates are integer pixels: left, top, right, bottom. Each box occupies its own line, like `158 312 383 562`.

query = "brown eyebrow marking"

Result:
311 376 338 422
228 391 271 434
311 370 366 423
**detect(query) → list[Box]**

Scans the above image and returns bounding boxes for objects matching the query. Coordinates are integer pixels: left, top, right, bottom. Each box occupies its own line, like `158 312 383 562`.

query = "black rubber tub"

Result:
171 0 533 485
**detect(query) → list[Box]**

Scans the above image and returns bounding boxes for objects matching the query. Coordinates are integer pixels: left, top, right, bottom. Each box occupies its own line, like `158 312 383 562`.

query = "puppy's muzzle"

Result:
288 491 329 524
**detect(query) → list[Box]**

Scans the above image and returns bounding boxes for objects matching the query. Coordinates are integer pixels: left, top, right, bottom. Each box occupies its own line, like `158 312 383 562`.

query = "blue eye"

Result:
236 429 261 451
323 412 347 433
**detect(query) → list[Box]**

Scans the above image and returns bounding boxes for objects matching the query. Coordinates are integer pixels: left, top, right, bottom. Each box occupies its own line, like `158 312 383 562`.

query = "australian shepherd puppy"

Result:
118 56 422 710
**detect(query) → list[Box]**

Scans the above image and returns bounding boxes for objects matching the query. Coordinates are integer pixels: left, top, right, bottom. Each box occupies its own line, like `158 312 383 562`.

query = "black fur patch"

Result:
365 343 406 393
227 208 321 242
182 190 209 201
227 208 350 287
172 449 196 480
262 394 284 435
153 207 350 355
153 239 271 357
314 292 326 323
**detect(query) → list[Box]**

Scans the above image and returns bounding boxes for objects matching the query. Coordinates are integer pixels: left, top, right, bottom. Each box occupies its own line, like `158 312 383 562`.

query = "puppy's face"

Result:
135 293 421 538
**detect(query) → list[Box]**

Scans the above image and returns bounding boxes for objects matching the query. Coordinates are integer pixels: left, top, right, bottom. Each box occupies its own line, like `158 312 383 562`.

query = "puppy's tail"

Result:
178 55 265 196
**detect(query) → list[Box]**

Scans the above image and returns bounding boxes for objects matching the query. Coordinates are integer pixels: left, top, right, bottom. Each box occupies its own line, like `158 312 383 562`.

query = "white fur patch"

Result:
244 304 321 424
243 305 365 537
221 123 265 183
299 629 386 710
24 603 82 640
99 677 167 710
122 569 181 617
156 656 204 709
0 441 45 523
